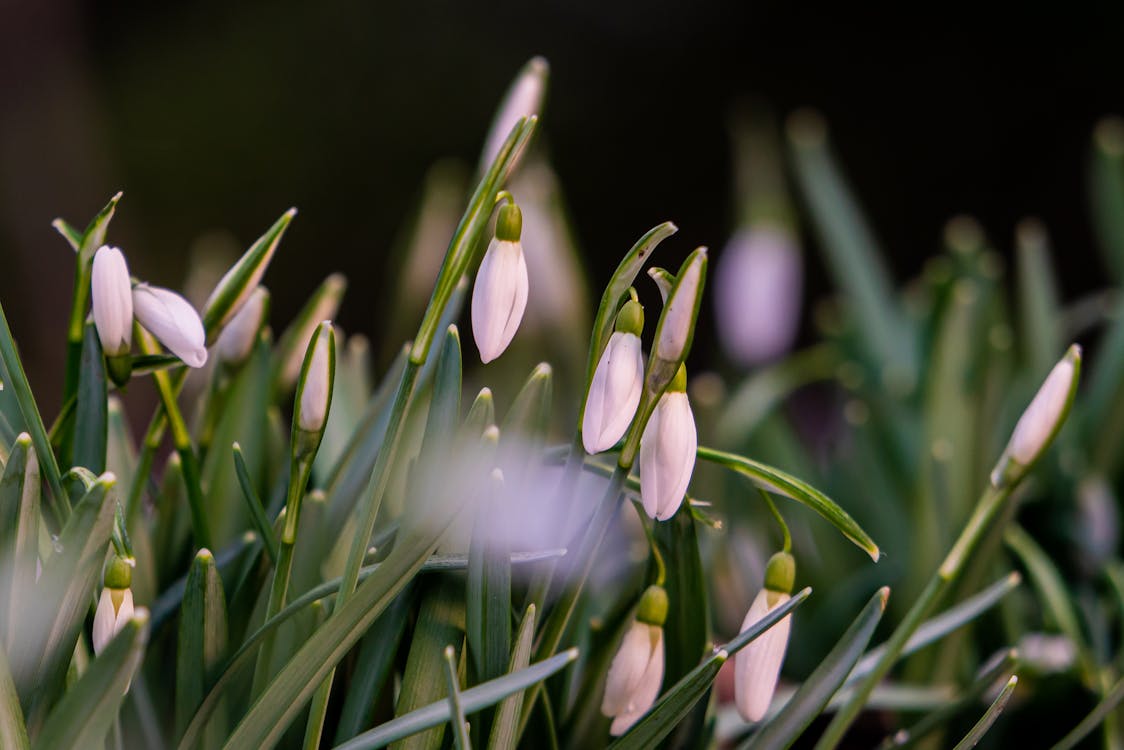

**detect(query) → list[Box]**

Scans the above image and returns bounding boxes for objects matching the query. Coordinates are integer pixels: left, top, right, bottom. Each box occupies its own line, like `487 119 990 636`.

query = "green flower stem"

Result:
0 299 67 525
637 505 667 587
814 484 1010 750
760 489 792 553
137 331 212 551
519 463 629 738
124 368 185 523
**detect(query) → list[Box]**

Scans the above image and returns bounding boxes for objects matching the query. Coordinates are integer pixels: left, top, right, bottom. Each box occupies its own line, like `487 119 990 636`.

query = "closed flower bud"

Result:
735 553 796 722
132 284 208 368
481 57 548 169
472 203 528 363
297 322 334 433
653 249 706 365
583 302 645 454
601 619 665 736
92 555 135 656
91 245 133 357
639 366 696 521
216 286 268 366
714 227 802 366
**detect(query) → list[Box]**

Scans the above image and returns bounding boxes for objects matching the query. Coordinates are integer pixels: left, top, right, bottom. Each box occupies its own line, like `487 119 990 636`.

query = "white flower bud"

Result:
91 246 133 356
481 57 548 169
654 249 706 364
132 284 208 368
471 238 529 364
92 586 134 655
583 331 644 454
216 286 268 365
714 227 802 366
601 620 664 736
298 322 334 432
639 390 697 521
1008 354 1077 465
734 588 792 722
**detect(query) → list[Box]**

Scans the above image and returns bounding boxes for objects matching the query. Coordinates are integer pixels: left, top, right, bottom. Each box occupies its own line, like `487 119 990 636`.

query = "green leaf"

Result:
746 588 888 750
443 646 471 750
1050 671 1124 750
697 446 879 561
0 636 29 749
656 507 709 687
609 588 811 750
1015 221 1062 379
272 273 347 396
1090 117 1124 283
31 611 148 750
232 443 279 564
467 472 512 690
51 218 82 250
950 675 1017 750
0 435 39 653
176 549 229 746
202 209 295 341
418 327 464 464
486 605 536 750
462 389 496 440
72 322 107 474
336 650 579 750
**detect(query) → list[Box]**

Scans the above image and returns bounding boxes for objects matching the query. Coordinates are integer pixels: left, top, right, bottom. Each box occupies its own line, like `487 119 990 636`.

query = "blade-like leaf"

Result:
698 446 879 561
176 549 230 745
0 435 39 653
1050 671 1124 750
443 646 471 750
950 676 1017 750
1090 117 1124 282
486 605 536 750
0 645 28 750
232 443 278 564
72 322 107 474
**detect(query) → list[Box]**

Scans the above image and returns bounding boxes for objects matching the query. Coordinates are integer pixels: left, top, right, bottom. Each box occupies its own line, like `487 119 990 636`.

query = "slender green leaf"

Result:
336 650 578 750
31 612 148 750
487 605 536 750
232 443 279 564
72 321 108 474
444 646 471 750
467 468 513 692
746 588 888 750
1015 220 1062 379
1090 117 1124 282
698 446 879 561
609 588 811 750
0 435 38 652
176 549 229 746
52 217 82 250
1050 671 1124 750
950 676 1017 750
656 507 709 687
0 641 28 750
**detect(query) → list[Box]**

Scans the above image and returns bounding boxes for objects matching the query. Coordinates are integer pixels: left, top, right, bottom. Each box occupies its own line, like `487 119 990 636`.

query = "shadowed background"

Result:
2 0 1123 412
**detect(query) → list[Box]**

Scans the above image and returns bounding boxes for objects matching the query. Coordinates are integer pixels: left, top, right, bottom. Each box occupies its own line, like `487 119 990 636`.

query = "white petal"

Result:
714 228 802 366
655 251 705 362
91 246 133 355
299 324 333 432
471 239 528 363
609 626 664 735
115 588 135 629
216 286 267 365
132 284 208 368
602 621 654 718
583 332 644 453
92 588 117 655
1009 357 1075 464
735 590 792 722
481 57 548 169
639 392 697 520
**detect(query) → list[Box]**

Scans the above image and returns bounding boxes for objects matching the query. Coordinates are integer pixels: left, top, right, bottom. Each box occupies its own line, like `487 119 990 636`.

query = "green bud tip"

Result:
636 584 669 626
106 354 132 388
615 299 644 336
669 363 688 393
104 554 134 590
764 551 795 594
496 202 523 242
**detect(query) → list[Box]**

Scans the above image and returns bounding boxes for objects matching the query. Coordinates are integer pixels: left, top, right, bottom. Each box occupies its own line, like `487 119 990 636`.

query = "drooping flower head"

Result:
602 585 667 735
735 551 795 722
639 364 697 521
92 553 135 656
91 246 133 357
583 298 645 454
132 283 208 368
472 201 528 363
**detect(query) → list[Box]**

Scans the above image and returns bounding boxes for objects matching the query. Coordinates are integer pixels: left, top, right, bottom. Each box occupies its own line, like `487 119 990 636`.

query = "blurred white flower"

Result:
91 245 133 357
132 284 208 368
1009 352 1077 465
602 620 664 735
481 56 548 169
92 586 134 656
734 588 792 722
472 207 528 364
713 227 802 366
639 378 697 521
216 286 268 366
583 331 644 454
298 322 334 432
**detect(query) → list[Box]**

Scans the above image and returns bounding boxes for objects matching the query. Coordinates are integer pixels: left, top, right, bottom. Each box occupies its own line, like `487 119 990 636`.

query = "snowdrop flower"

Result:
713 226 802 366
991 345 1081 487
296 321 335 433
472 202 528 363
735 551 795 722
132 283 208 368
481 57 548 169
91 246 133 357
653 249 706 366
92 554 135 656
639 365 697 521
602 585 667 735
583 299 644 454
216 286 268 366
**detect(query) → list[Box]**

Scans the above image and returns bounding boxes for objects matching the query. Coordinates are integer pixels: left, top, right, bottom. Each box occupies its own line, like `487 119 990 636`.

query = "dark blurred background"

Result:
3 0 1124 413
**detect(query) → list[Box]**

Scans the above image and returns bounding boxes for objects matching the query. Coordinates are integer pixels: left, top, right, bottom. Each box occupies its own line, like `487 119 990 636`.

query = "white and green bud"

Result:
472 202 528 363
639 365 696 521
132 283 208 368
583 300 645 454
601 585 667 736
91 246 133 357
991 345 1081 487
652 248 707 366
92 554 135 656
734 551 795 722
216 286 269 366
296 321 335 433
